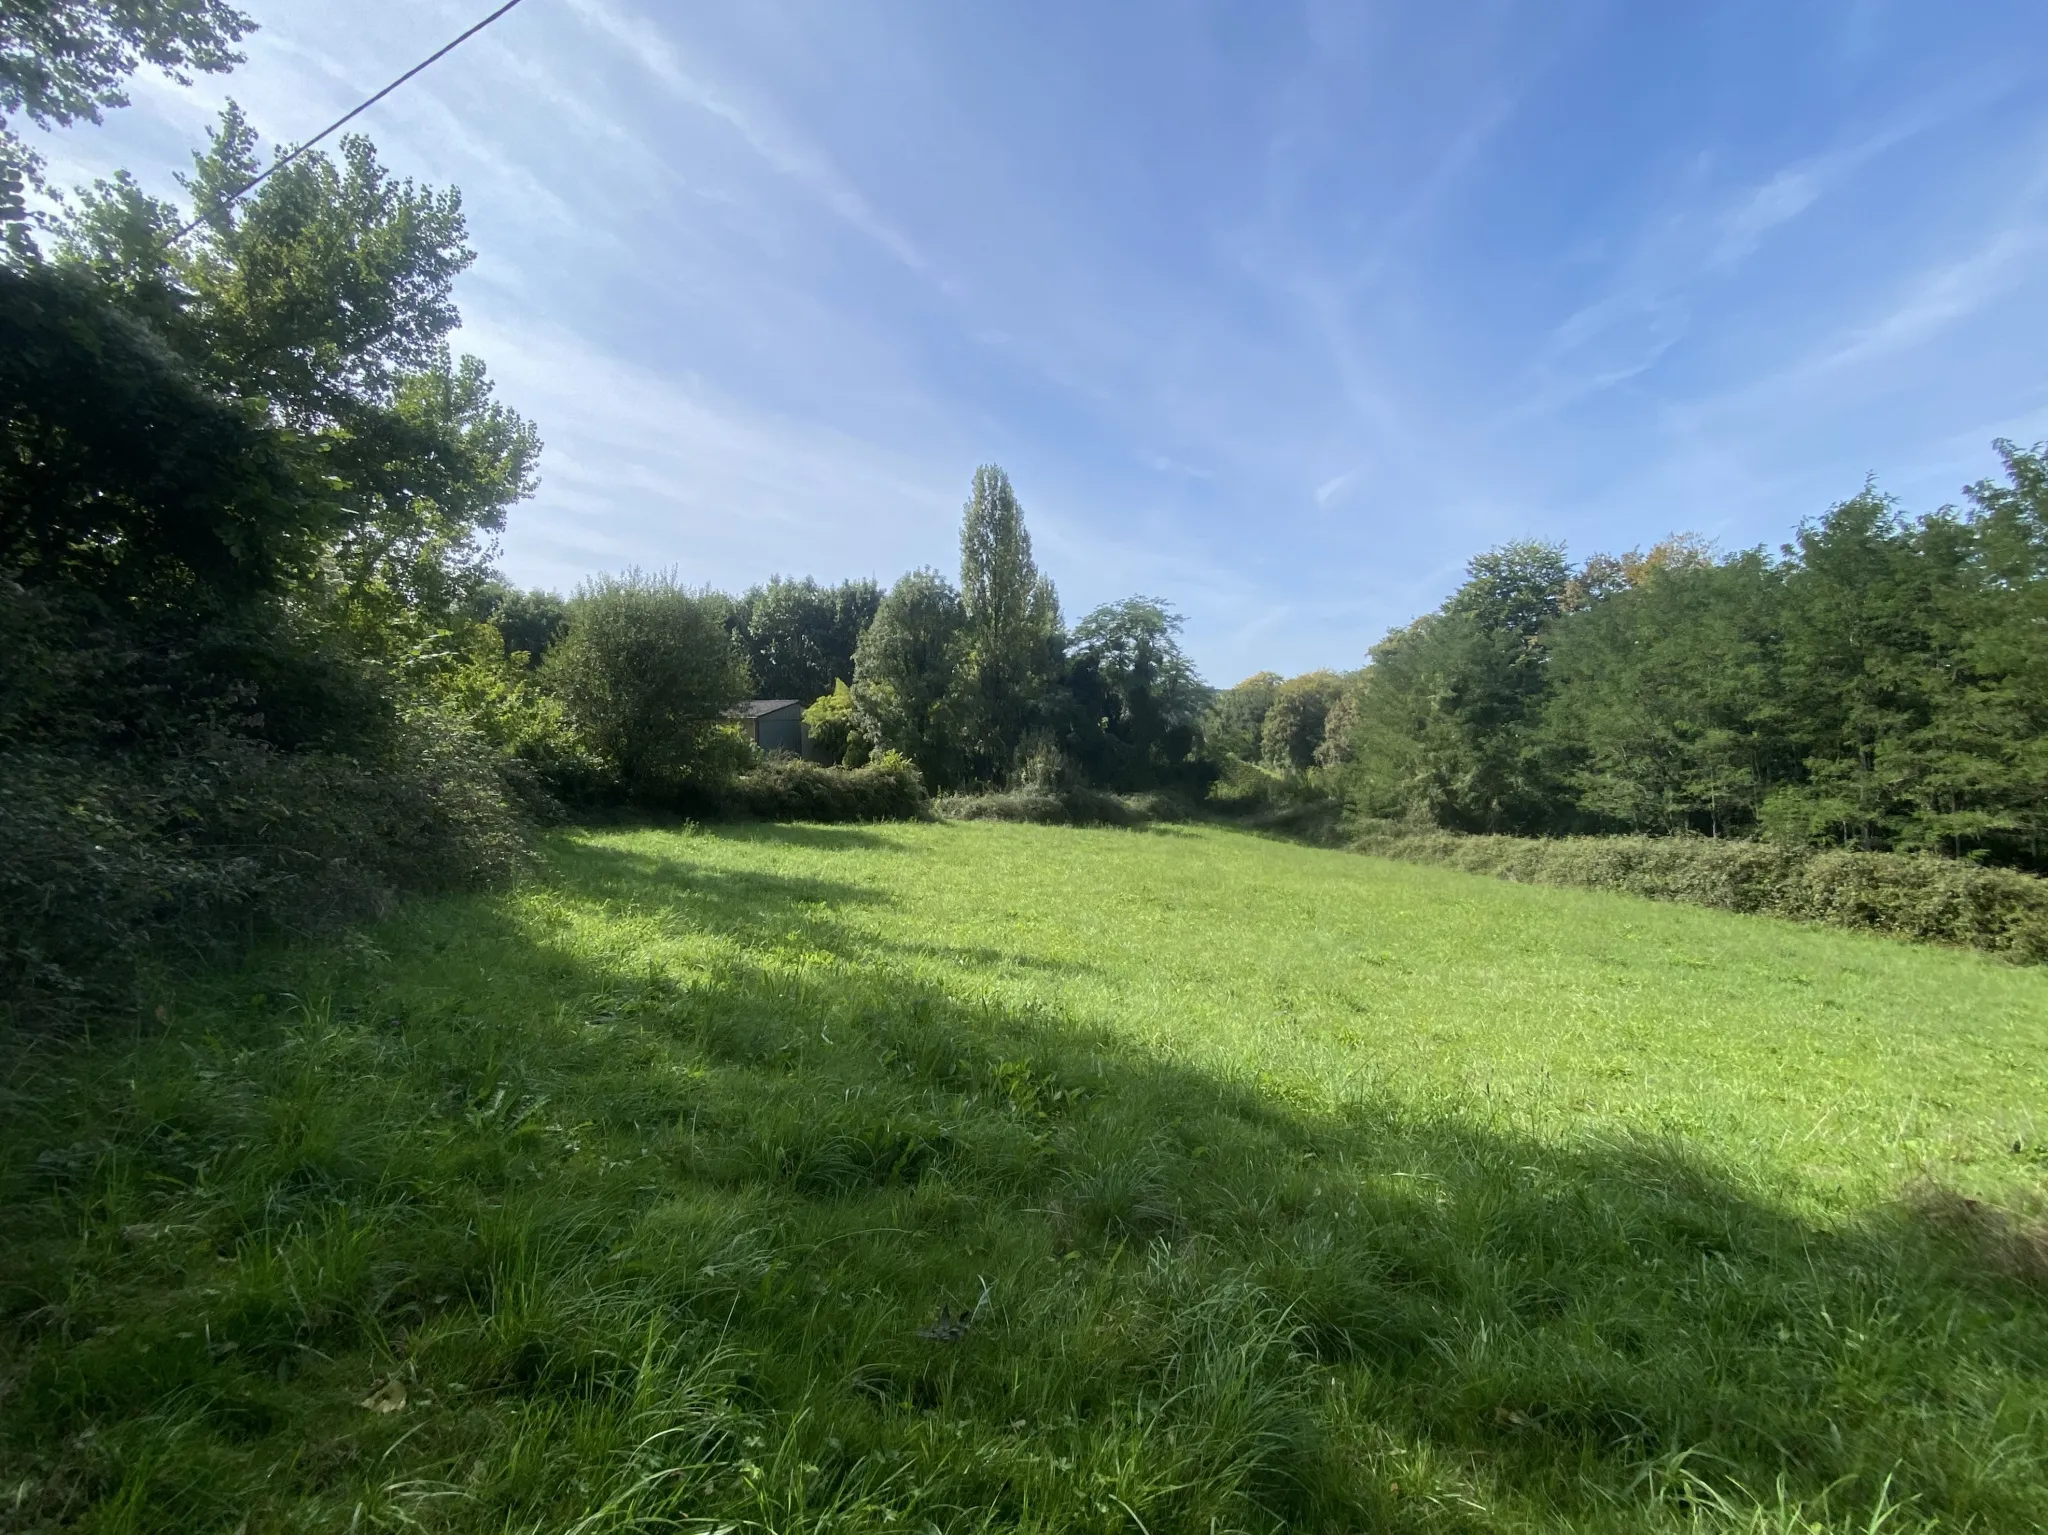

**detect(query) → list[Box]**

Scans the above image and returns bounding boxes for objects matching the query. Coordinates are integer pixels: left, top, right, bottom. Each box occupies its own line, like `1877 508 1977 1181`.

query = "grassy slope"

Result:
4 822 2046 1533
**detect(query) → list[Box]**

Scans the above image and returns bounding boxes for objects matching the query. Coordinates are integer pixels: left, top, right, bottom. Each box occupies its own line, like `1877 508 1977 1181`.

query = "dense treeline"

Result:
454 467 1215 805
830 466 1210 795
1313 464 2048 870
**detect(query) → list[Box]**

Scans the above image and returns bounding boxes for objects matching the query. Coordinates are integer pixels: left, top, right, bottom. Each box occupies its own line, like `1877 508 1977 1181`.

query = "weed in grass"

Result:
3 821 2047 1531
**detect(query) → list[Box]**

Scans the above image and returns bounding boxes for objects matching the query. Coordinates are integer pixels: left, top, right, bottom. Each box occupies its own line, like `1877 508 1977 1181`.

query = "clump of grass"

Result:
1905 1182 2048 1286
3 820 2046 1531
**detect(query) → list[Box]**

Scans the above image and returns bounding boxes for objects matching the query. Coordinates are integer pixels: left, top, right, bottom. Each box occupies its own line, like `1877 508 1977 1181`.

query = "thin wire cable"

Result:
174 0 530 240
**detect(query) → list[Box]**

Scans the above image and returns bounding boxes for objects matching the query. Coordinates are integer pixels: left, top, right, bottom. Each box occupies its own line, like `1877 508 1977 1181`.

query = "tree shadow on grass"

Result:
6 833 2047 1533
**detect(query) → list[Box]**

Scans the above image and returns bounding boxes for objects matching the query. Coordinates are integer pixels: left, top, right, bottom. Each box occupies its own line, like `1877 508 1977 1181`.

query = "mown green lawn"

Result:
5 821 2046 1532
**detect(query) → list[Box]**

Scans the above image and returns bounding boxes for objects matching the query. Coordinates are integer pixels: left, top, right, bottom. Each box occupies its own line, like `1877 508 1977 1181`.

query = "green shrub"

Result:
1119 789 1201 823
934 786 1193 827
1235 799 1349 846
1348 824 2048 962
543 571 749 803
431 620 613 807
723 753 928 822
1207 757 1344 836
801 680 870 767
0 708 532 1025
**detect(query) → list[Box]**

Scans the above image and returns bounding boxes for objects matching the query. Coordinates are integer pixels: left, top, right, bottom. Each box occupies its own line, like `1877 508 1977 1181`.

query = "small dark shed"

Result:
735 699 808 756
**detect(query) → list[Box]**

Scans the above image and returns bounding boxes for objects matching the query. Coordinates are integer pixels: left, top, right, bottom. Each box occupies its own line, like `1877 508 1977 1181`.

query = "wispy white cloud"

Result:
464 311 961 591
566 0 941 283
1508 116 1942 423
1710 167 1822 266
1793 222 2048 380
1314 471 1356 505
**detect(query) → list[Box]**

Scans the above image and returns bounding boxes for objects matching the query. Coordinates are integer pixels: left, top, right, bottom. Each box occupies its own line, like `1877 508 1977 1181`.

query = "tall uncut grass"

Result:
4 821 2046 1532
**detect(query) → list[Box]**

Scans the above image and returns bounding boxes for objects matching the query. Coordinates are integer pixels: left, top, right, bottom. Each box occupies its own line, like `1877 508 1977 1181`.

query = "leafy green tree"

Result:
802 679 868 767
0 259 311 611
728 575 881 701
1451 540 1572 637
0 258 357 759
957 464 1062 781
1 0 252 242
1260 670 1347 773
1758 490 1976 851
1955 442 2048 862
1344 542 1569 831
55 106 539 636
1065 596 1211 791
542 571 747 801
851 567 967 789
469 580 569 668
1203 672 1282 763
1314 680 1365 768
1540 548 1789 837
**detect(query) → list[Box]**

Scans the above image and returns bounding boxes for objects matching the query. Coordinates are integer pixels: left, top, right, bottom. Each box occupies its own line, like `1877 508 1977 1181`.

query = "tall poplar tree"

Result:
957 464 1062 780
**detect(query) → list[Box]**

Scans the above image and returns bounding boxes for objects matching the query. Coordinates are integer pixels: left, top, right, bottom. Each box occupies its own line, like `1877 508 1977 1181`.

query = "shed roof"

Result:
735 698 803 719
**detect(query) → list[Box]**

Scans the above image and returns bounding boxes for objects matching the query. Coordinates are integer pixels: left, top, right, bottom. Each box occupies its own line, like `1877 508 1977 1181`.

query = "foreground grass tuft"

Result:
4 822 2046 1531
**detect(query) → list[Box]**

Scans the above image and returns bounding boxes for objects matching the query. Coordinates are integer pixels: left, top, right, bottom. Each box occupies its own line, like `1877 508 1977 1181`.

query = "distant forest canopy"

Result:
471 463 1213 800
1320 458 2048 870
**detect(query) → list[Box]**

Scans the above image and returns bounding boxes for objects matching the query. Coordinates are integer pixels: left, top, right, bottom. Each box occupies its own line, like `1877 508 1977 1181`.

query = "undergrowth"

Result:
1349 823 2048 963
936 787 1196 827
722 753 930 823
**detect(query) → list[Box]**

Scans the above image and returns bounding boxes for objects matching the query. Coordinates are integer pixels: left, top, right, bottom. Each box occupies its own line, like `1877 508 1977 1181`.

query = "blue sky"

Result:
33 0 2048 682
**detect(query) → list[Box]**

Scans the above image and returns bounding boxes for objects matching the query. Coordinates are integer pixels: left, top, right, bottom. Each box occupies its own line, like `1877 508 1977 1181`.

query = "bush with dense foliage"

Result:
935 785 1198 827
801 679 869 767
541 571 749 803
1 706 532 1022
1349 822 2048 961
722 752 928 822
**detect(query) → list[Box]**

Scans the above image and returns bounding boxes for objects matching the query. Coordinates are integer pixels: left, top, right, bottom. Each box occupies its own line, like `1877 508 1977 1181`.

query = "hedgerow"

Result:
723 753 930 822
1349 823 2048 961
935 786 1200 827
1 712 533 1025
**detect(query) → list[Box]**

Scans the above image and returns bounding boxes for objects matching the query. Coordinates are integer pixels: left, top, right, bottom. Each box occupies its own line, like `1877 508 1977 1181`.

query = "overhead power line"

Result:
175 0 530 239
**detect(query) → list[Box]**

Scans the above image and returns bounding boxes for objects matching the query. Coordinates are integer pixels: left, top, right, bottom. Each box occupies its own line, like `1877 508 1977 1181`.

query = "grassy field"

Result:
5 821 2047 1533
